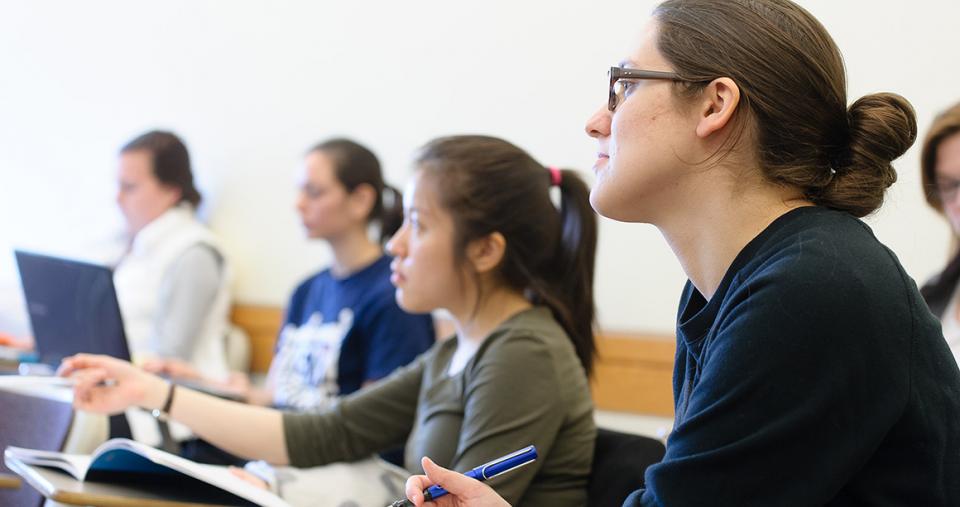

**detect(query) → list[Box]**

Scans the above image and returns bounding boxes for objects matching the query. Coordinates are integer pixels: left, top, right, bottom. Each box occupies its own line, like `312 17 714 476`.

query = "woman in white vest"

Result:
112 131 234 447
113 130 232 380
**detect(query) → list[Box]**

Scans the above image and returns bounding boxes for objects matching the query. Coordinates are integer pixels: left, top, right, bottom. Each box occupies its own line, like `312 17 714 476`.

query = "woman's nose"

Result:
585 105 612 139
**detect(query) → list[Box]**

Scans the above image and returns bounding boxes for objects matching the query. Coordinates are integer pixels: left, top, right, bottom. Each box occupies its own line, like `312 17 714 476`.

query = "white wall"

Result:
1 0 958 337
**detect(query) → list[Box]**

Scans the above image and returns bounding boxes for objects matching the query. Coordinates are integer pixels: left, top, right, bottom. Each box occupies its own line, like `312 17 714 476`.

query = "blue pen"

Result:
389 445 537 507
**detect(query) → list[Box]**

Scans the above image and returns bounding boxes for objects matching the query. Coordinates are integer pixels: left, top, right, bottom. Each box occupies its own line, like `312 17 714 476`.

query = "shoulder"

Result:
163 244 223 285
348 258 408 314
354 256 396 293
286 270 332 308
473 307 573 369
294 269 333 292
172 212 224 250
716 209 919 354
175 243 222 269
463 308 589 406
737 208 907 300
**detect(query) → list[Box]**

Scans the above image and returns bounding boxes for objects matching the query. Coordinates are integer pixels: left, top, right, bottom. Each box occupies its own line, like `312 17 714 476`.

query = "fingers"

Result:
404 456 457 506
170 360 201 380
406 457 493 506
228 467 269 490
56 355 79 377
405 474 432 506
141 358 162 373
71 367 111 407
422 456 461 489
57 353 109 377
72 367 110 387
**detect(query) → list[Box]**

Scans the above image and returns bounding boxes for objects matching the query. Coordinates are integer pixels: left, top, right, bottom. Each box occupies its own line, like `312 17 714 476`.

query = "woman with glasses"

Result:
401 1 960 506
920 102 960 367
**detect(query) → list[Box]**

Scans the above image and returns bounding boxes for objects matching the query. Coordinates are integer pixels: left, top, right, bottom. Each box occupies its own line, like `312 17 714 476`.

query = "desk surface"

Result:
0 472 20 489
6 457 241 507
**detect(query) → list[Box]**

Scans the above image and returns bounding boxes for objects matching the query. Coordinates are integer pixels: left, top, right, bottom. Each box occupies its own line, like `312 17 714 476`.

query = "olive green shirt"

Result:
283 306 595 506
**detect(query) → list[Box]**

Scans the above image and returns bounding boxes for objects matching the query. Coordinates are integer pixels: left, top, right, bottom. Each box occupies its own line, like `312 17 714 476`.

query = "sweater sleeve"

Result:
450 334 567 505
281 349 427 467
151 244 223 360
626 271 912 506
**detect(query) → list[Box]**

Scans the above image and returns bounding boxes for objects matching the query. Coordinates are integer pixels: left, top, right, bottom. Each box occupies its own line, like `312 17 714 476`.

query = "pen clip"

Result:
478 445 536 480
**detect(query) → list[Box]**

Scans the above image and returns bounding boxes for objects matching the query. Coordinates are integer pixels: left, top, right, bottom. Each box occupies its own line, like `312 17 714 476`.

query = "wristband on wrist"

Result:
151 381 177 420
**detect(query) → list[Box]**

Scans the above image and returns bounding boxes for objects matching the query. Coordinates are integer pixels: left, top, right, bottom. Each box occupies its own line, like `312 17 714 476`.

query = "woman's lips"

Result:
593 153 609 172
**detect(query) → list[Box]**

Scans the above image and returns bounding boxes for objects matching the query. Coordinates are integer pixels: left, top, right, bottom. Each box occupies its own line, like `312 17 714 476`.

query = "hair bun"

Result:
845 92 917 169
817 93 917 217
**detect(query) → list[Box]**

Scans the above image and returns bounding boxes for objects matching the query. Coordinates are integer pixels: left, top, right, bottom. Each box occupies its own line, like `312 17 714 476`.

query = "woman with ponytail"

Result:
150 138 434 412
59 135 598 506
144 138 435 467
402 1 960 506
259 138 434 411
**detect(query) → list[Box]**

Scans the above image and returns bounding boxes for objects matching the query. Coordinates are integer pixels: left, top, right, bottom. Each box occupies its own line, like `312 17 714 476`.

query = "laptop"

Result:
13 250 244 401
14 250 130 368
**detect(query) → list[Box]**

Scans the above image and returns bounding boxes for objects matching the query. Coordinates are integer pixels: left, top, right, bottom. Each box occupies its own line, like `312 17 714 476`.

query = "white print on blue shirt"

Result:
268 308 353 411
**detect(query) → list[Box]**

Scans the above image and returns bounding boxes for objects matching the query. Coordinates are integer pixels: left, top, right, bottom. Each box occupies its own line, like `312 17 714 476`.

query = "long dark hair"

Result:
121 130 202 207
309 138 402 244
416 135 598 375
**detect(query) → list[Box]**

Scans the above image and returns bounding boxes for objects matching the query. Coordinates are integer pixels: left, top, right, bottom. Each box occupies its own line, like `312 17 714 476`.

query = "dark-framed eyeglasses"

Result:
608 66 701 112
931 176 960 204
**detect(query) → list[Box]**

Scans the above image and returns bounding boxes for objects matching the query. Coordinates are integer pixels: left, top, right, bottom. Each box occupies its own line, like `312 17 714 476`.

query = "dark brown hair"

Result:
921 102 960 212
309 138 402 244
654 0 917 217
121 130 202 207
416 135 598 375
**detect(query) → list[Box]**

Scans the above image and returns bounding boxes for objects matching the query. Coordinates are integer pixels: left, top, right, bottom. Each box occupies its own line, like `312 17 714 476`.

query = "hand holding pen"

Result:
391 446 536 507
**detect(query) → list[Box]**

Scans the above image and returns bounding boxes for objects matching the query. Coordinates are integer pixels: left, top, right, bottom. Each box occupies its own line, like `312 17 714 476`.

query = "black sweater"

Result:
625 207 960 506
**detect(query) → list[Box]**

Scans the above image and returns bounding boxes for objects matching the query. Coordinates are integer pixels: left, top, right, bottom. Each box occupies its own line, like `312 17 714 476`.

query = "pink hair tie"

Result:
547 166 562 187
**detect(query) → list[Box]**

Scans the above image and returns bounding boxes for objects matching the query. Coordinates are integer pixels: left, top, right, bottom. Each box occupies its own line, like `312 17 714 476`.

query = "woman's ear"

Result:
466 232 507 274
159 184 183 209
695 77 741 139
348 183 377 221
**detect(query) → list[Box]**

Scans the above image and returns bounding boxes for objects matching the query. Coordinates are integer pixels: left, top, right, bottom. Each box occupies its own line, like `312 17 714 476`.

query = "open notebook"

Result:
5 438 290 507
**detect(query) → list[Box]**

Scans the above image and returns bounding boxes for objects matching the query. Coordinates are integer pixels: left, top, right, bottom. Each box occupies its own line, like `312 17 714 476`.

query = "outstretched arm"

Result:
59 354 291 465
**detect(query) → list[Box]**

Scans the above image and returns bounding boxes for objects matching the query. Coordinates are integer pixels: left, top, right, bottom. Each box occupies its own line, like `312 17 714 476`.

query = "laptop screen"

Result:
14 250 130 366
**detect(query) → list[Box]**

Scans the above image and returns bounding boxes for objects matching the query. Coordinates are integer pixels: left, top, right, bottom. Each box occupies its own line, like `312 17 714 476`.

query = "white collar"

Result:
130 204 196 254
